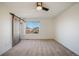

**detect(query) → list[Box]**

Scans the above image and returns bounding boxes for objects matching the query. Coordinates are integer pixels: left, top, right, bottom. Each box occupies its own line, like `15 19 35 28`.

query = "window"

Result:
26 21 40 34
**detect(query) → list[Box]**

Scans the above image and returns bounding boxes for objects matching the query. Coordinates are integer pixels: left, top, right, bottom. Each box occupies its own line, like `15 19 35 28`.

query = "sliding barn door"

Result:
12 16 20 46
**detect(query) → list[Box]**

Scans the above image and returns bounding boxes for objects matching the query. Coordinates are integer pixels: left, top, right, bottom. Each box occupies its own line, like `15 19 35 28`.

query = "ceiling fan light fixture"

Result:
36 6 42 10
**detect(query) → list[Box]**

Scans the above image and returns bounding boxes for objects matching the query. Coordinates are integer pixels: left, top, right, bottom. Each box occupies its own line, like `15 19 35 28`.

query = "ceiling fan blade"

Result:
42 7 49 11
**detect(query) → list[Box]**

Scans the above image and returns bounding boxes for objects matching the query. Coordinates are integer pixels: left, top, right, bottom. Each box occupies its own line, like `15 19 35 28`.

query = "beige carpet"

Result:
2 39 77 56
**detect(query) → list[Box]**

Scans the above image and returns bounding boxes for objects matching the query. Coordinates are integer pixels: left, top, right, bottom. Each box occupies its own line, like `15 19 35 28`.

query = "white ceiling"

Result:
3 2 76 19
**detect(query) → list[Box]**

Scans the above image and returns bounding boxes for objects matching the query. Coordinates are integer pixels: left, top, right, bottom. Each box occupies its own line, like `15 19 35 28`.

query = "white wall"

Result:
21 18 54 39
54 3 79 55
0 4 12 55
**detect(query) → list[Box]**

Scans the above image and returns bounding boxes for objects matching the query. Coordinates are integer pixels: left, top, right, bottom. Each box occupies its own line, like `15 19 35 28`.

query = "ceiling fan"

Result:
36 2 49 11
